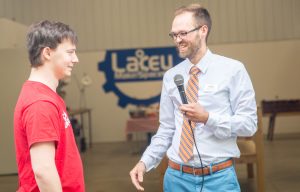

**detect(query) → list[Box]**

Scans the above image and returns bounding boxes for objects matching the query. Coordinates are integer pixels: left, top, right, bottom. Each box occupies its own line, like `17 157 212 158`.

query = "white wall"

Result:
0 49 29 174
0 18 27 49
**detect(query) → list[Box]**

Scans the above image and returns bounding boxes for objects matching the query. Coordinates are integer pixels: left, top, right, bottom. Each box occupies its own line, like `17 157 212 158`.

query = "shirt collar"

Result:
184 49 212 75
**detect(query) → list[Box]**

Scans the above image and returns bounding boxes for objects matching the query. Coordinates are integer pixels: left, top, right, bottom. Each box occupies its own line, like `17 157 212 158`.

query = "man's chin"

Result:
176 47 190 58
178 52 188 59
62 72 72 78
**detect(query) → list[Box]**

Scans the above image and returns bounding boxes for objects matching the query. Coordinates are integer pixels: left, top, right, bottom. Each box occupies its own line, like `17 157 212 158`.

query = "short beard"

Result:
176 42 199 60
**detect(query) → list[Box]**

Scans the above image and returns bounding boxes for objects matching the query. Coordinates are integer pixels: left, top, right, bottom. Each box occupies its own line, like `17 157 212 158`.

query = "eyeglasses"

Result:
169 26 202 40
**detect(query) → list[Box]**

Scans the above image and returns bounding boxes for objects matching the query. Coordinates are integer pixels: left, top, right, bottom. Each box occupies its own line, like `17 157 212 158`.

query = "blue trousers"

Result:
163 165 240 192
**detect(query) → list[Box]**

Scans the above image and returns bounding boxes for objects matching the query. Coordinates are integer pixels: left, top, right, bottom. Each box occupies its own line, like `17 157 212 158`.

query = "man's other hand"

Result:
129 161 146 191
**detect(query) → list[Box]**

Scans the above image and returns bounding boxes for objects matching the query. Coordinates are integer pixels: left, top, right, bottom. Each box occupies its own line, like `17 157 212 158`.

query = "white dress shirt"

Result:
141 49 257 171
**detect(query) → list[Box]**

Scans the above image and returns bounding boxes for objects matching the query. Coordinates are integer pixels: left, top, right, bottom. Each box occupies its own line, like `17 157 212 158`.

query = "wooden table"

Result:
125 117 159 153
262 100 300 141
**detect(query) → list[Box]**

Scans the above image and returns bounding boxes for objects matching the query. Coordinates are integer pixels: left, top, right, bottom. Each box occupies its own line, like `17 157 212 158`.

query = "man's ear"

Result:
200 25 208 37
41 47 52 61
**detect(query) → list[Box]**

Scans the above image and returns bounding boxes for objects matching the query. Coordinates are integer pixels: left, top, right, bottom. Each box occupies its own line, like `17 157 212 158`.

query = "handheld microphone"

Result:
173 74 188 104
174 74 192 126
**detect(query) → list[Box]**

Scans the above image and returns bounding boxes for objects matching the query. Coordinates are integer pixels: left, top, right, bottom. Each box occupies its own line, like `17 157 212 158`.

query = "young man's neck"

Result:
28 67 59 92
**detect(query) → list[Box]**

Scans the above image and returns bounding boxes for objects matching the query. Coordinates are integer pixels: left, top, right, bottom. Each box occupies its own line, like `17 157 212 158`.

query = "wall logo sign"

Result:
98 46 183 108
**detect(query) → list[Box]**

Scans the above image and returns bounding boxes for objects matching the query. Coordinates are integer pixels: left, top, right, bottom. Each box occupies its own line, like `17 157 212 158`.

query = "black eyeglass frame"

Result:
169 25 202 40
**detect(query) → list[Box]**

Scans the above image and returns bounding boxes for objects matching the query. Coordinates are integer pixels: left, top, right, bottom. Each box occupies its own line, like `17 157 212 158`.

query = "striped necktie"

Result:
179 66 200 163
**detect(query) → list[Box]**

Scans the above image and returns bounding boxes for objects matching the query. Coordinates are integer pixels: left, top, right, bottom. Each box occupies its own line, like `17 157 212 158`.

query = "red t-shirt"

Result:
14 81 85 192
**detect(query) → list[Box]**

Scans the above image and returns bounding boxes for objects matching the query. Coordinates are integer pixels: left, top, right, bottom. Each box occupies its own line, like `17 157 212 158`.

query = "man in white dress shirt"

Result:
130 3 257 192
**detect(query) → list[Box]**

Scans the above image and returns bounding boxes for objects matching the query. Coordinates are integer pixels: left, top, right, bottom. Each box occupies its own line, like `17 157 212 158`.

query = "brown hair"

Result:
26 20 77 67
175 4 212 41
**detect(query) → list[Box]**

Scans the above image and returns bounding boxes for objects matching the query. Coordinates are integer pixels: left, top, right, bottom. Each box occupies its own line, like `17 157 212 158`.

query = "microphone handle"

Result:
179 90 188 104
178 89 192 126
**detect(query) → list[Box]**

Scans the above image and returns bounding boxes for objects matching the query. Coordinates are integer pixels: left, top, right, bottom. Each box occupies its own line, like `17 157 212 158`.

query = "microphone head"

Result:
174 74 184 87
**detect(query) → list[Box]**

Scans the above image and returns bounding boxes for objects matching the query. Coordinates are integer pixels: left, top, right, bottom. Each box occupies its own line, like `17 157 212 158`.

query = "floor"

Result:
1 134 300 192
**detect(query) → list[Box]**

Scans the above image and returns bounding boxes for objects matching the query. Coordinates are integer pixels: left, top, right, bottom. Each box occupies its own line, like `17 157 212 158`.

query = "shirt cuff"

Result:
206 112 232 139
140 156 155 172
205 112 219 132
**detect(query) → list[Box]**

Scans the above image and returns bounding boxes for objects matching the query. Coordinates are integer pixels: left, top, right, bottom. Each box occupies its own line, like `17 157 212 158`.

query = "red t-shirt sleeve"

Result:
23 101 60 148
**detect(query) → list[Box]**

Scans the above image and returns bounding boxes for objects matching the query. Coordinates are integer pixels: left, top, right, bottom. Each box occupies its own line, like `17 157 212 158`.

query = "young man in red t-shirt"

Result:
14 20 85 192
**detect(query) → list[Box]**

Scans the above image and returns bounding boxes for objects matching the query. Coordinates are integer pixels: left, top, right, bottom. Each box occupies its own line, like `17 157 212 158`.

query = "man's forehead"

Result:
55 40 76 51
62 38 76 44
171 12 195 31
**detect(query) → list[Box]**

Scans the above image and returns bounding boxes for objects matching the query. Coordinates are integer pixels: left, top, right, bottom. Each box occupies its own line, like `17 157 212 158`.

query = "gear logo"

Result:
98 47 182 108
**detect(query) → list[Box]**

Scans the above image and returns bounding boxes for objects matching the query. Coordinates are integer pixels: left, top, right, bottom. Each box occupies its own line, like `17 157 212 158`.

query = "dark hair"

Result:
26 20 77 67
175 4 212 42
